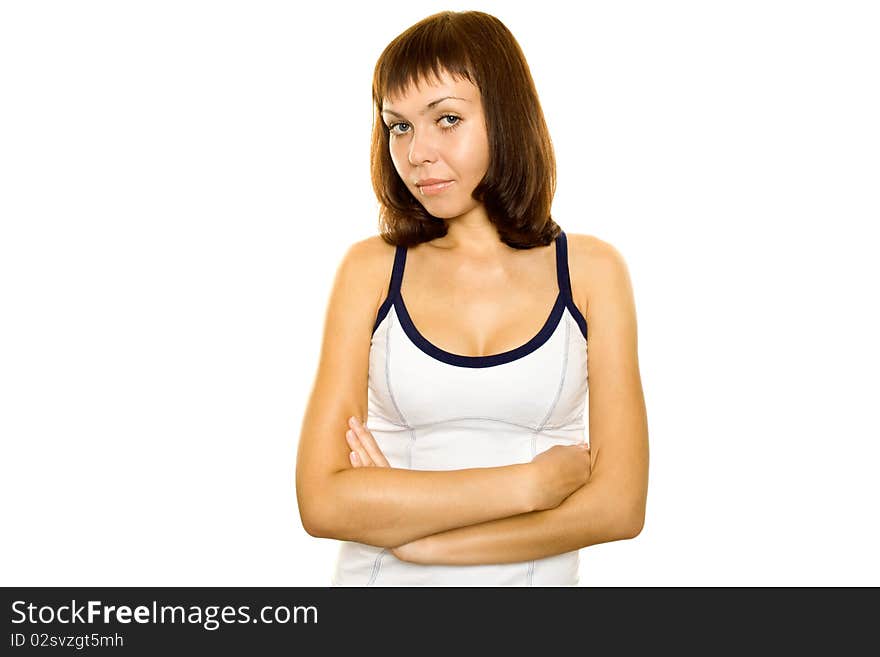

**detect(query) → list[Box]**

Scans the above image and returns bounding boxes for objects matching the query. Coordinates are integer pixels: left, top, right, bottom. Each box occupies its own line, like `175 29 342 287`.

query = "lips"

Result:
417 180 455 196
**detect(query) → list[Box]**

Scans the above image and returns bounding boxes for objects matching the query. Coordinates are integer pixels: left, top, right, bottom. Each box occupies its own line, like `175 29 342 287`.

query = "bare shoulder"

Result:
564 233 633 320
337 234 398 314
342 234 396 274
566 232 626 266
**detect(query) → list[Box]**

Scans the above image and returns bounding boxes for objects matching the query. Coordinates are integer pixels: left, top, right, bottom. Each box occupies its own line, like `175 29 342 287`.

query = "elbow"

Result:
300 502 344 540
297 472 396 548
296 477 338 539
622 512 645 540
298 499 327 538
607 497 645 541
299 509 330 539
300 504 394 548
298 473 374 542
619 501 646 540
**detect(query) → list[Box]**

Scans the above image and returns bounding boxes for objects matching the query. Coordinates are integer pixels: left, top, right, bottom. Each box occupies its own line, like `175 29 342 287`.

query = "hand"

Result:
346 419 425 560
528 443 592 511
345 416 390 468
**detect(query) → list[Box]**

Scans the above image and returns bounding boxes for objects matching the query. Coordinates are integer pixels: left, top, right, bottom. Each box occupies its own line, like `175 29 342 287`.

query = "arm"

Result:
396 471 640 565
317 463 535 548
295 237 537 548
397 236 650 564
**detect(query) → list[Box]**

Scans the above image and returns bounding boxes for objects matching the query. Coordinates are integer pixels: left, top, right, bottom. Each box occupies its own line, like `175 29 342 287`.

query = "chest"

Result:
399 268 561 358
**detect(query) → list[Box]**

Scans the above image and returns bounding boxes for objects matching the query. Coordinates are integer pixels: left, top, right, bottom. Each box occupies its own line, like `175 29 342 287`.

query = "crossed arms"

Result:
295 235 648 565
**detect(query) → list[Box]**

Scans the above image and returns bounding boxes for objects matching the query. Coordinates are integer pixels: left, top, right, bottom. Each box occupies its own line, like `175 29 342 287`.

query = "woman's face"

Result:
381 71 490 218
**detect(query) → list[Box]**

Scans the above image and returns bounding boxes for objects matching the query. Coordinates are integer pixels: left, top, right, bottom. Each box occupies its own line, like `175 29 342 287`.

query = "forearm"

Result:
408 477 639 565
312 464 535 548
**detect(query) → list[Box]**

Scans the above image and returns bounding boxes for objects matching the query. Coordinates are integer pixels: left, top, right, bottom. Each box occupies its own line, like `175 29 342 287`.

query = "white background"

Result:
1 0 878 586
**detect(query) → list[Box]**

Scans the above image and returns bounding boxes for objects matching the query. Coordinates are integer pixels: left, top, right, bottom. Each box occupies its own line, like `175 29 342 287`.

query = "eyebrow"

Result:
381 96 469 118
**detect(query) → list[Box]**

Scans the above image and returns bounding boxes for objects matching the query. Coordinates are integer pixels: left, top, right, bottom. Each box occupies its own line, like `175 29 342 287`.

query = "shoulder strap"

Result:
555 231 573 301
555 230 588 340
372 243 407 335
388 243 407 300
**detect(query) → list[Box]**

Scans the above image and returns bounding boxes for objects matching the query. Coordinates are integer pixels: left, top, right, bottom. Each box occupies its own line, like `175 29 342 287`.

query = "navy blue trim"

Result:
556 231 588 341
373 296 393 335
370 231 587 366
371 243 407 335
395 287 566 368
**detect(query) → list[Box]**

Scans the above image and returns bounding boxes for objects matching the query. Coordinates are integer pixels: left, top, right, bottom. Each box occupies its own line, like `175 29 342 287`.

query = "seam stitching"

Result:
528 319 570 586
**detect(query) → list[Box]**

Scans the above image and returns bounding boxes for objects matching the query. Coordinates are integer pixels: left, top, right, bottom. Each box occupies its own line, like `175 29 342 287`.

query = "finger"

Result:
346 429 373 467
349 451 361 467
346 430 373 466
350 418 391 467
357 431 390 468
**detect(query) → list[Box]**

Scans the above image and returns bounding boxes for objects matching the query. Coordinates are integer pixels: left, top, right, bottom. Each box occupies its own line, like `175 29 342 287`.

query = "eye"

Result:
387 114 463 137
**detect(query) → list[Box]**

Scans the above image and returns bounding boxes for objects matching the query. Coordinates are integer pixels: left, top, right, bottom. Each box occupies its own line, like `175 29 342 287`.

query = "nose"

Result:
406 129 438 167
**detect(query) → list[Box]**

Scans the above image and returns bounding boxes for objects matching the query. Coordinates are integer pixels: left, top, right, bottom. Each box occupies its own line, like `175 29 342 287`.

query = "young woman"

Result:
295 10 649 586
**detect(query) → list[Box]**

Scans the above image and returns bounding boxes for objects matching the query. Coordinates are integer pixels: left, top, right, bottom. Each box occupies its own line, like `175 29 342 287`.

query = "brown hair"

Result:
370 10 561 249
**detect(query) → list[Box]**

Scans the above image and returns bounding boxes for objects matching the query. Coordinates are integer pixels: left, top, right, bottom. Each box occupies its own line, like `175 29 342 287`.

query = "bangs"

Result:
373 18 478 106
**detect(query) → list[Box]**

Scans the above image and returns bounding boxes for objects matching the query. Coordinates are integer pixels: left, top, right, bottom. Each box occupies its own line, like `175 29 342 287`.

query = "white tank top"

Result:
331 230 589 586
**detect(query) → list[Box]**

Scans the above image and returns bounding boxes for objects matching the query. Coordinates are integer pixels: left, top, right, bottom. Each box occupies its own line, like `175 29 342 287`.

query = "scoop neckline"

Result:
391 235 567 369
393 290 566 368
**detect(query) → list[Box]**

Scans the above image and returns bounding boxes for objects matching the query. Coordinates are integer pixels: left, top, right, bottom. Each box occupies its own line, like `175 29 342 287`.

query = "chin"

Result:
421 206 463 220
